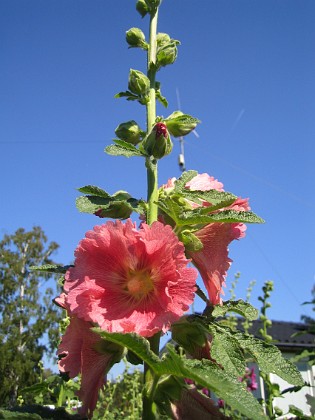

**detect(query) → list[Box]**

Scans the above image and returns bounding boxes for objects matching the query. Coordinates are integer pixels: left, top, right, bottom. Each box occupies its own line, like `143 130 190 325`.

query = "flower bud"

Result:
165 111 200 137
142 122 173 159
115 120 142 145
136 0 148 17
145 0 161 14
172 316 211 359
128 69 150 97
156 33 180 68
126 27 146 49
157 42 179 68
156 32 171 46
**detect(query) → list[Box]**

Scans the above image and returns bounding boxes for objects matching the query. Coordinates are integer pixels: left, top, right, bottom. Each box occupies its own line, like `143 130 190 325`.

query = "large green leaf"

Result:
164 346 266 420
94 330 266 419
212 299 259 320
209 324 247 377
232 331 305 386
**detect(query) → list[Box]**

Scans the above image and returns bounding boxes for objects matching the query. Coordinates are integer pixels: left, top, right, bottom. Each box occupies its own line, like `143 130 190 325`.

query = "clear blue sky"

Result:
1 0 314 329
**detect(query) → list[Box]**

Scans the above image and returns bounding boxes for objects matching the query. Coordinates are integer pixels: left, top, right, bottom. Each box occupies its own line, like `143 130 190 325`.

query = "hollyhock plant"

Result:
62 219 197 337
55 294 124 419
27 2 304 419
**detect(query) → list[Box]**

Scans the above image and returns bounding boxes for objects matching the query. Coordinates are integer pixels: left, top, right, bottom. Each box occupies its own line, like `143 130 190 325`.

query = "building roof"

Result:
237 319 314 350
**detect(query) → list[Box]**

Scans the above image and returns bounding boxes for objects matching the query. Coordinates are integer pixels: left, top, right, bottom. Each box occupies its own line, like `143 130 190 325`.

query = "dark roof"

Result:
238 319 314 350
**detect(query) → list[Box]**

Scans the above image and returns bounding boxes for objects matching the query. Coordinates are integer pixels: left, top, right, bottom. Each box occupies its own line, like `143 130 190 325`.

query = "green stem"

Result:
146 8 159 226
143 10 160 420
142 333 161 420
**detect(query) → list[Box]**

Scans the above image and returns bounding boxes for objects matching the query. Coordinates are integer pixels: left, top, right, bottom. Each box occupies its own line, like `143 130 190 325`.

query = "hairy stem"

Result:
146 8 159 226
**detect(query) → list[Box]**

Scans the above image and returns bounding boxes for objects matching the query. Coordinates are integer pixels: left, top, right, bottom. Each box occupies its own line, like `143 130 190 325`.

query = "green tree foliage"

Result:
0 227 61 408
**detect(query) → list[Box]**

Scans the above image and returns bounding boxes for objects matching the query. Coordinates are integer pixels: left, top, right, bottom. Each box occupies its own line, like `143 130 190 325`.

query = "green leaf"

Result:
173 170 198 192
76 194 142 219
212 299 259 321
178 209 265 226
155 82 168 108
209 324 246 377
181 189 237 212
115 90 140 101
232 331 305 386
105 139 144 157
94 329 265 419
164 346 266 420
178 230 203 252
93 329 161 367
77 185 110 198
29 264 72 274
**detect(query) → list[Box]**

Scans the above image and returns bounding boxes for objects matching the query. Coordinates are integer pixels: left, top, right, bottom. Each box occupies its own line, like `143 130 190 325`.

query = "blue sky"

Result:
1 0 314 334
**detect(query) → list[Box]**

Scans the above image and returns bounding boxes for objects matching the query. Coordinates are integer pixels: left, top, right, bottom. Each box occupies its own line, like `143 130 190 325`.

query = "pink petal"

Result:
57 312 122 418
185 173 224 192
188 222 244 305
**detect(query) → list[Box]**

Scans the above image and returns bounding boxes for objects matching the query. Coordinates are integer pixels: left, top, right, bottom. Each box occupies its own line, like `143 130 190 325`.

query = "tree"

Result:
0 227 62 407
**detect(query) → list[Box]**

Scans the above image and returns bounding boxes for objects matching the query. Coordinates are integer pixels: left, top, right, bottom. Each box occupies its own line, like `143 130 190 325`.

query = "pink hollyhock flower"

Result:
55 294 124 419
63 219 197 337
162 173 250 305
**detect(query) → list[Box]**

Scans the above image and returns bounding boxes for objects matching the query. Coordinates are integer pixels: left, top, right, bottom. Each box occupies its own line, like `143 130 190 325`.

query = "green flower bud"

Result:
156 34 180 68
136 0 148 17
128 69 150 97
165 111 200 137
142 122 173 159
157 44 178 67
126 27 147 49
156 32 171 46
115 120 142 145
145 0 161 15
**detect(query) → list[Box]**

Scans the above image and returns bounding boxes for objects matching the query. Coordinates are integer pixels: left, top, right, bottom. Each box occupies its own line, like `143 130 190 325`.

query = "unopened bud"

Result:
126 28 146 49
165 111 200 137
156 33 171 46
115 120 142 145
136 0 148 17
142 122 173 159
157 42 179 68
128 69 150 97
156 33 180 68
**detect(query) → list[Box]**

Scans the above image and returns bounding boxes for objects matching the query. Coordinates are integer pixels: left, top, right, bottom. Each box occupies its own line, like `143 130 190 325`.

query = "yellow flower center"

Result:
125 269 154 300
